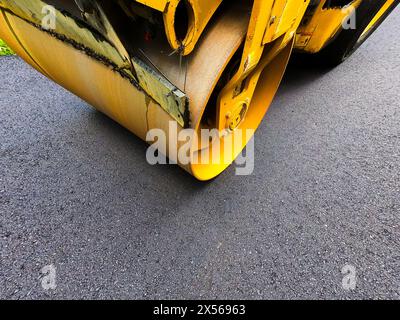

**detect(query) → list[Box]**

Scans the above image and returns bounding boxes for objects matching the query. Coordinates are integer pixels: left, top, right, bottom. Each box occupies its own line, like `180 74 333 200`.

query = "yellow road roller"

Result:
0 0 398 180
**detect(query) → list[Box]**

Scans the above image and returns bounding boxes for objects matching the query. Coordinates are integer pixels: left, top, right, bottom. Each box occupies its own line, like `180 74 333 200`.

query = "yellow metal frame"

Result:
136 0 223 55
217 0 310 132
190 0 311 179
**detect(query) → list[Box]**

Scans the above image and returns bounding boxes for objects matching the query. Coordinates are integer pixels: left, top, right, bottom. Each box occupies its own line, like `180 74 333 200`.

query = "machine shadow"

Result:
280 55 332 91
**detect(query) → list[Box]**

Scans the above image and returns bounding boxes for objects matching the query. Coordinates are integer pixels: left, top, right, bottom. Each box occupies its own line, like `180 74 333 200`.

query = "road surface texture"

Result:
1 11 399 299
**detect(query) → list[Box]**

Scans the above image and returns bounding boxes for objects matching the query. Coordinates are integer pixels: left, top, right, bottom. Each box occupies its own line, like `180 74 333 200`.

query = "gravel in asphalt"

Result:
0 10 399 299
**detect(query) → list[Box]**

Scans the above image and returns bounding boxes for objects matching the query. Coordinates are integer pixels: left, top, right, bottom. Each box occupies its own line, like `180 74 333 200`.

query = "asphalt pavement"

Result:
0 10 399 299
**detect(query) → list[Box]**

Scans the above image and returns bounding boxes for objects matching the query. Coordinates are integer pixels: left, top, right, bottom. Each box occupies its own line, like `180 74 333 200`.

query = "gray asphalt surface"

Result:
1 10 399 300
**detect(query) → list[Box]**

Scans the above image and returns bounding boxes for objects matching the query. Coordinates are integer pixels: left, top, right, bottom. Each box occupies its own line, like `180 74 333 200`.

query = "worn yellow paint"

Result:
295 0 362 53
0 0 396 180
2 0 189 126
1 11 150 139
192 39 294 180
134 0 224 55
217 0 310 132
162 0 223 56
